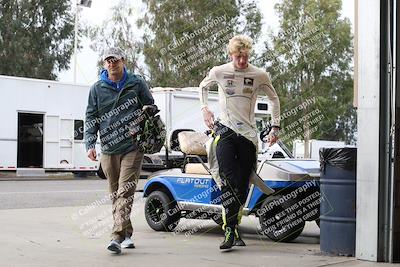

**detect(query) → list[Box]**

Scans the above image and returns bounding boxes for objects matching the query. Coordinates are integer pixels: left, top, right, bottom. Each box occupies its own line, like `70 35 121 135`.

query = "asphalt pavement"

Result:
0 177 398 267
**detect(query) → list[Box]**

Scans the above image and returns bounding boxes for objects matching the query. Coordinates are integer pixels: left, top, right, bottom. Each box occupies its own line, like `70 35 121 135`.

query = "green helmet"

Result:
130 105 166 154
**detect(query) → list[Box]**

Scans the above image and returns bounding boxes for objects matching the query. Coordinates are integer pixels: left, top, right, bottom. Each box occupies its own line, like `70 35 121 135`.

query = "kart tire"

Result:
259 195 305 242
145 191 181 232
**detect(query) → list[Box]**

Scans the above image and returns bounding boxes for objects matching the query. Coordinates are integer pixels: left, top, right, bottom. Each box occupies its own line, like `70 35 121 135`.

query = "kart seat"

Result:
184 163 210 175
177 131 208 156
177 131 211 175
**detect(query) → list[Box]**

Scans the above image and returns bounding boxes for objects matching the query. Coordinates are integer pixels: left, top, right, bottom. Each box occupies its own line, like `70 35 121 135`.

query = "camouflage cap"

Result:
102 47 125 61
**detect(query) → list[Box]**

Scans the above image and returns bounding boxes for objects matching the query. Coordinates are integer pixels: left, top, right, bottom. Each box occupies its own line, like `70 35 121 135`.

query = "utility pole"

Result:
73 0 92 83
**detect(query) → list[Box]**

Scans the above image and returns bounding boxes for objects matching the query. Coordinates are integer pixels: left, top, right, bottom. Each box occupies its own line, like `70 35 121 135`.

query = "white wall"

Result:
356 0 381 261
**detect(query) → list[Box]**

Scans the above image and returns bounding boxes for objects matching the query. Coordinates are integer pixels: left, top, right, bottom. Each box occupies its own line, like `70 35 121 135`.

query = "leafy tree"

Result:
84 0 144 77
137 0 262 87
258 0 355 154
0 0 75 80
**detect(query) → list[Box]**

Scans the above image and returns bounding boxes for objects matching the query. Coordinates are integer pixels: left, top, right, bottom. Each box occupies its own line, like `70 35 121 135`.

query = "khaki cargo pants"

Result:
100 149 144 242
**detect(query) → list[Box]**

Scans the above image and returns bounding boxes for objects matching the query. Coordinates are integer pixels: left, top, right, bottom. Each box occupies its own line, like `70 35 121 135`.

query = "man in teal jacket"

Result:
85 47 154 254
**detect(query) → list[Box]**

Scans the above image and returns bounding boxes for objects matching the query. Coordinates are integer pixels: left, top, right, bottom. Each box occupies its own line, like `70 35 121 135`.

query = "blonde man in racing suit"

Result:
199 35 281 250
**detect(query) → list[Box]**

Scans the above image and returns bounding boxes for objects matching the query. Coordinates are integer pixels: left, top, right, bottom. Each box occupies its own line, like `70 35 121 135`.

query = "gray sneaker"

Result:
107 240 121 254
121 237 135 249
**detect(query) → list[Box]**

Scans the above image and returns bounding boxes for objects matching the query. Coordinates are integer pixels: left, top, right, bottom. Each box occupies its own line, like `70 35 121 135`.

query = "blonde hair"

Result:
227 35 253 55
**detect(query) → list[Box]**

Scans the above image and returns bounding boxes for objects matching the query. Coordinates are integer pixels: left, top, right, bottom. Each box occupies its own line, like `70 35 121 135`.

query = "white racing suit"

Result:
199 62 280 229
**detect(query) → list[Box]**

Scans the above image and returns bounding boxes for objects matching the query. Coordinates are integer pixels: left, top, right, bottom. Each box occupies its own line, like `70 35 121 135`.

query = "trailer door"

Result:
59 118 74 168
44 115 60 168
44 116 74 168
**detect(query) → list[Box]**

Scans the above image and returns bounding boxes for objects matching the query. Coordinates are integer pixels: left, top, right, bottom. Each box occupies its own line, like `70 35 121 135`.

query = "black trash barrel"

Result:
319 147 357 256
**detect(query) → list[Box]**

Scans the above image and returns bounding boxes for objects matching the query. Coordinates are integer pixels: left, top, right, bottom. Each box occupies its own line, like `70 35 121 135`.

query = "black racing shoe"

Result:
220 226 235 250
234 228 246 246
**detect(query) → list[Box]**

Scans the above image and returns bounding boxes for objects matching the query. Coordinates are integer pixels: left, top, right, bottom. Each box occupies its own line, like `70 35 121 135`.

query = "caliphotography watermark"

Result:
158 11 235 73
276 96 330 145
256 180 326 242
70 180 145 239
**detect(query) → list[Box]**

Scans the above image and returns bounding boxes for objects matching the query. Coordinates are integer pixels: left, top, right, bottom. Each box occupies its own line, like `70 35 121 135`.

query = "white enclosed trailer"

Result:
0 75 99 172
152 87 272 135
148 87 290 168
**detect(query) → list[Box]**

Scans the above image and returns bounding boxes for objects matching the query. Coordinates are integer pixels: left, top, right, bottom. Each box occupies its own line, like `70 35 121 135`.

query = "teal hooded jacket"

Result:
84 71 154 155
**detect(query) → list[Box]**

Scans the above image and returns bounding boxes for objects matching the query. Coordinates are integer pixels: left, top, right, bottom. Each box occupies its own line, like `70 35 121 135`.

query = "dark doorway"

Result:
17 113 43 168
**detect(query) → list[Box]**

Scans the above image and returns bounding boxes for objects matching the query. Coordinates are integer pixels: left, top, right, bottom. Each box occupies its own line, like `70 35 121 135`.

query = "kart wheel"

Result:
145 191 181 232
259 195 305 242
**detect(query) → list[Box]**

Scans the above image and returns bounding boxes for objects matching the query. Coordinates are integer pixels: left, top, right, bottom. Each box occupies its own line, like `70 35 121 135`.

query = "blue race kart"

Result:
143 131 321 242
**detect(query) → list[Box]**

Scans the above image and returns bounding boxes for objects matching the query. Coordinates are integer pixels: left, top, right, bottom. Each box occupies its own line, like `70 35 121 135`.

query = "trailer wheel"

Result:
97 164 107 179
259 195 305 242
145 191 181 232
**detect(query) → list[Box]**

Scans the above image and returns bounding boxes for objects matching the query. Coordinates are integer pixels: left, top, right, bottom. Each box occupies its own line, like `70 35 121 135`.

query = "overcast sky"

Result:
59 0 355 85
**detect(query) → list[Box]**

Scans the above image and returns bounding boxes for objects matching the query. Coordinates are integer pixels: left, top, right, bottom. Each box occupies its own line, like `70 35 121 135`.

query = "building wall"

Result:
356 0 381 261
